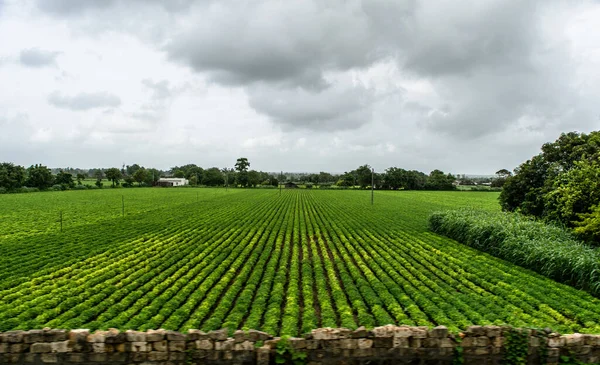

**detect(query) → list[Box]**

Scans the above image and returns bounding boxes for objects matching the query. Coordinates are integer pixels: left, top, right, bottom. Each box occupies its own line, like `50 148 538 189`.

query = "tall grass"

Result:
429 209 600 296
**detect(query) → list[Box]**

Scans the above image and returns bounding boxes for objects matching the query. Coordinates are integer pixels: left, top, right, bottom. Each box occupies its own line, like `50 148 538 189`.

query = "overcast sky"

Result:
0 0 599 174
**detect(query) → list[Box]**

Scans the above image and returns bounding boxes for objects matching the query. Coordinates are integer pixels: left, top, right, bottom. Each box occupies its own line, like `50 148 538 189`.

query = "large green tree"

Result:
105 167 122 188
25 164 54 189
234 157 250 187
0 163 26 190
500 131 600 243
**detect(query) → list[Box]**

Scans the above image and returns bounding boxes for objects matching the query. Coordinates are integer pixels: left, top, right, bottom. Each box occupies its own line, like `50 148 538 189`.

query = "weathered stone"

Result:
423 338 440 347
147 351 168 361
125 330 146 342
9 343 26 353
234 340 254 351
129 342 148 352
486 326 502 338
88 353 107 362
104 330 125 344
393 337 409 348
440 338 455 348
357 338 373 349
565 334 584 347
86 332 105 343
352 326 368 338
256 347 270 365
208 328 229 341
411 327 428 339
409 338 422 348
146 329 166 342
44 330 67 342
429 326 448 338
373 325 407 338
169 340 186 352
0 343 7 353
40 353 58 363
23 330 44 344
548 336 565 348
4 331 24 343
312 327 344 340
196 339 213 350
169 352 186 361
248 329 271 341
166 330 185 341
186 329 208 341
92 343 106 353
465 326 487 337
50 340 69 353
30 343 52 353
152 340 168 352
233 330 248 343
66 353 85 362
288 337 306 350
304 340 319 350
373 337 393 348
69 329 90 344
215 338 235 351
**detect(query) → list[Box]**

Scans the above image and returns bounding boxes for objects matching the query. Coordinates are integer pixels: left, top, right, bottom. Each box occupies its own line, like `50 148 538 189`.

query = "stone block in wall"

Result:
130 352 147 362
372 325 412 338
548 335 565 348
9 343 27 353
357 338 373 349
125 330 146 342
564 333 584 347
304 340 319 350
352 347 376 358
0 343 7 353
196 339 213 350
92 343 106 353
30 342 52 353
247 329 271 342
352 326 368 338
372 337 393 348
168 340 186 352
4 331 24 343
208 328 228 341
169 352 186 361
147 329 166 342
465 325 487 337
166 330 185 342
429 325 448 338
129 341 148 352
23 330 44 343
66 353 85 362
392 337 409 348
311 327 351 340
147 351 169 361
88 353 107 362
486 326 502 338
287 337 306 350
152 340 168 352
86 332 106 343
256 346 270 365
233 340 254 351
69 329 90 344
50 340 70 353
40 353 58 363
215 338 235 351
104 329 125 344
43 329 67 342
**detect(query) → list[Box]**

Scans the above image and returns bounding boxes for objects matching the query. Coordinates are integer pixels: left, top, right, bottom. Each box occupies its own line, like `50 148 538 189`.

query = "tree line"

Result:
499 130 600 244
0 157 458 192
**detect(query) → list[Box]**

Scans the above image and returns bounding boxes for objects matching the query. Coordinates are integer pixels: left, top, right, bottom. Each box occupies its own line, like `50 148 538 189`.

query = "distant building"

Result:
285 182 299 189
157 178 189 187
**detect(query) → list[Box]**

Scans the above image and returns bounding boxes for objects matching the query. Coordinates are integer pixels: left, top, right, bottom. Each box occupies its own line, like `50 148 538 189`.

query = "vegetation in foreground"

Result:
500 131 600 244
429 208 600 296
2 189 600 335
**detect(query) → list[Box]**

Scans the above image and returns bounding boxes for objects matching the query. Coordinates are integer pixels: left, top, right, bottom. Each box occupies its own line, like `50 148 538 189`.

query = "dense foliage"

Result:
500 131 600 243
2 189 600 335
429 209 600 296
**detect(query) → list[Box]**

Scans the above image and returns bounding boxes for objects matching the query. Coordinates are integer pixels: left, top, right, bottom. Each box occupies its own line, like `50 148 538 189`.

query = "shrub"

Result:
429 209 600 296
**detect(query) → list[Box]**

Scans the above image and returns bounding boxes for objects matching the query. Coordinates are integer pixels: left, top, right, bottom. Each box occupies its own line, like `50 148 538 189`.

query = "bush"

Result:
51 184 64 191
429 209 600 296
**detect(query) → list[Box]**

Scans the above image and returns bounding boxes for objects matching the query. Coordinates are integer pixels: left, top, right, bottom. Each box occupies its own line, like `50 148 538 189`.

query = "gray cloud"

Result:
47 91 121 111
36 0 194 16
19 48 60 68
142 79 172 100
247 83 376 131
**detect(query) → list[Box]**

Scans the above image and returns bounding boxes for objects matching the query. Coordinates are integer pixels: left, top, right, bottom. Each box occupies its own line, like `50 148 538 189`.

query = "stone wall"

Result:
0 325 598 364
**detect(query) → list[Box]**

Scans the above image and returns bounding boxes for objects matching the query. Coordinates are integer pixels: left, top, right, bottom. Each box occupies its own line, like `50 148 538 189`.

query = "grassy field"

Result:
1 188 600 335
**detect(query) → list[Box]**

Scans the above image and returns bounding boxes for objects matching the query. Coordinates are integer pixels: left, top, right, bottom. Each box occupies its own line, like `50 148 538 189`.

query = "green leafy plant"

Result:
275 336 307 365
503 328 529 365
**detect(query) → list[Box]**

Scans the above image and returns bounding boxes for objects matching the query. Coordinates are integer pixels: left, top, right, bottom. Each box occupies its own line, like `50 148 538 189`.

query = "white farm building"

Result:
157 178 189 187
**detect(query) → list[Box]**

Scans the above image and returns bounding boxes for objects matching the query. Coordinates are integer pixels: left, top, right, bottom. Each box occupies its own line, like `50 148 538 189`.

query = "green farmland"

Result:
1 189 600 335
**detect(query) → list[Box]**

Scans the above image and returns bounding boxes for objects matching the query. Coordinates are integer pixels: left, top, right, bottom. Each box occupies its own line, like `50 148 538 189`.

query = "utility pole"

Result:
371 168 374 205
